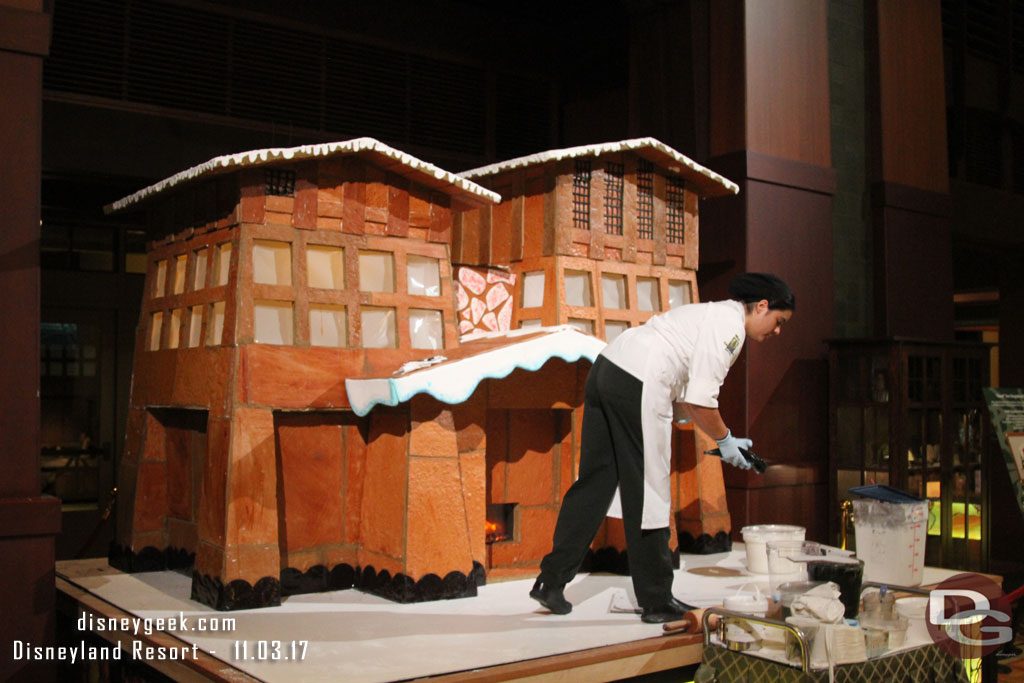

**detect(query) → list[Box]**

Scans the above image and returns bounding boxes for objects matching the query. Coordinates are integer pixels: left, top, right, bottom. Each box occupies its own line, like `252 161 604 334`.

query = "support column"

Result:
867 0 953 339
700 0 835 540
191 406 281 610
0 2 60 680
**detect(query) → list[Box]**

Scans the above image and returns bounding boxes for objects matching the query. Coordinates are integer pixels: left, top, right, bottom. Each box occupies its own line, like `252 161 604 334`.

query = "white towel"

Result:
790 582 846 624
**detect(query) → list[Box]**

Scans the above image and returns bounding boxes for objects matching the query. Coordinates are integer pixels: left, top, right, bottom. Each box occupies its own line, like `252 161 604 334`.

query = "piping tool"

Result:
704 446 768 473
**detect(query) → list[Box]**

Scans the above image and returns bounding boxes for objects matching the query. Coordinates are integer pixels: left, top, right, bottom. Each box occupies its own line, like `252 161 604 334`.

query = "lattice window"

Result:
572 160 591 230
264 169 295 197
666 177 686 244
637 159 654 240
604 161 624 235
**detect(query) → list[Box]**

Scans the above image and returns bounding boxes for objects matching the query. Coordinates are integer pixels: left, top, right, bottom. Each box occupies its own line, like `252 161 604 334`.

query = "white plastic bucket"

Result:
852 499 928 586
741 524 806 574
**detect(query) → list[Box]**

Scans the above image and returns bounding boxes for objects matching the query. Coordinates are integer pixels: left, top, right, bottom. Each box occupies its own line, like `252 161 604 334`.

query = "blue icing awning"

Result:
345 326 605 417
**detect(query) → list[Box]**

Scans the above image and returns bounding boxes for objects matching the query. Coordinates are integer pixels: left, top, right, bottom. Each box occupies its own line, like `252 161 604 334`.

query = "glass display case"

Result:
828 339 991 572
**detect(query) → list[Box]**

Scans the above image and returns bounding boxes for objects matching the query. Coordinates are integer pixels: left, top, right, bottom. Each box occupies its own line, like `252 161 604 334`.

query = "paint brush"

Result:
703 446 768 473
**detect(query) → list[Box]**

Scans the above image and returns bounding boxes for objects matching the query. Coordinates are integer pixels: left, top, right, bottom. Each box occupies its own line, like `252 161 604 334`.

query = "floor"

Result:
1000 631 1024 682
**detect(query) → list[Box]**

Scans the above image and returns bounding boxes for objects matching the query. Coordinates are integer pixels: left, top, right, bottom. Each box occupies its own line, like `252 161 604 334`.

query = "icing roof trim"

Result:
461 137 739 197
106 137 502 214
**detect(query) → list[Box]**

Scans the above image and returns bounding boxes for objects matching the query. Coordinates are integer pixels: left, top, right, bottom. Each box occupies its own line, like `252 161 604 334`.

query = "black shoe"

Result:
641 597 696 623
530 579 572 615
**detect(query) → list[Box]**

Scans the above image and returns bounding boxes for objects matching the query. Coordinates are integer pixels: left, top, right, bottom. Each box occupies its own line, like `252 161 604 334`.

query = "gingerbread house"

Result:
106 137 738 610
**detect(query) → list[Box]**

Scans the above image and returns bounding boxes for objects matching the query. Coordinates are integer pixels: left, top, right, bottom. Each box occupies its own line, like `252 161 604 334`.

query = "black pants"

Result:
538 355 674 608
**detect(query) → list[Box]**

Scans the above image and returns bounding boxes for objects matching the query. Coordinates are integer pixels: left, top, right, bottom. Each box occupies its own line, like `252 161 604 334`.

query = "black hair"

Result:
727 272 796 311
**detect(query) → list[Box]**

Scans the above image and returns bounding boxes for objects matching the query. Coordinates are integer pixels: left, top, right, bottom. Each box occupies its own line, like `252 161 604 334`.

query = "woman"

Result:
530 273 795 623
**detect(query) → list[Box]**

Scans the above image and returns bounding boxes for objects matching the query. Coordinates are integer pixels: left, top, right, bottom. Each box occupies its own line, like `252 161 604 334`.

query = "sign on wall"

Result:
983 388 1024 520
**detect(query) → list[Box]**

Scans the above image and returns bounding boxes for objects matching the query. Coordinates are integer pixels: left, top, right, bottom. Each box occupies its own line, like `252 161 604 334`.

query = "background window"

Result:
564 270 592 307
310 305 347 347
407 254 441 296
521 271 545 308
605 320 629 342
149 312 163 351
568 318 594 334
601 273 628 309
193 248 208 290
361 307 396 348
168 308 184 349
359 251 395 293
207 302 225 345
154 260 167 298
307 245 345 289
252 240 292 286
188 307 203 347
409 309 444 349
253 300 293 345
172 254 187 295
637 277 661 311
214 243 231 286
669 280 692 308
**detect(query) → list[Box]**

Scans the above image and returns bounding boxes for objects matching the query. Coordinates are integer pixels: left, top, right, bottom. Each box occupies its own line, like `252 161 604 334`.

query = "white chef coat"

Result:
601 299 746 528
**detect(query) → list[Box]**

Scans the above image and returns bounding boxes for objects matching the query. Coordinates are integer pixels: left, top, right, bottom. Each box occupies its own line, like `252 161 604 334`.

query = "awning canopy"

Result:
344 326 606 417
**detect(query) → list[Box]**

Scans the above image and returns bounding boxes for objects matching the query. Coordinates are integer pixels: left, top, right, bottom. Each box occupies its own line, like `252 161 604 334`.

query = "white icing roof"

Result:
344 325 605 416
105 137 501 214
461 137 739 197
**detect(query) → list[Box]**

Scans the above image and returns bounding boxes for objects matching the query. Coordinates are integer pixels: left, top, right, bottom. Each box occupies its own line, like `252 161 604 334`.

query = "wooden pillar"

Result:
0 2 60 679
698 0 835 540
867 0 953 339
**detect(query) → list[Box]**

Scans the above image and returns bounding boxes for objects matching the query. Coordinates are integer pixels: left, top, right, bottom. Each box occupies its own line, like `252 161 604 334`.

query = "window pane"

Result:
410 309 443 349
637 277 660 311
193 248 208 290
207 301 225 345
188 306 203 348
253 300 294 345
669 280 691 308
307 245 345 289
168 308 184 349
253 240 292 286
154 260 167 298
149 312 163 351
215 243 232 286
601 273 627 309
522 271 545 308
564 270 592 307
568 318 594 334
408 254 441 296
173 254 187 295
605 320 629 342
310 305 347 347
359 251 395 292
361 307 396 348
519 319 542 329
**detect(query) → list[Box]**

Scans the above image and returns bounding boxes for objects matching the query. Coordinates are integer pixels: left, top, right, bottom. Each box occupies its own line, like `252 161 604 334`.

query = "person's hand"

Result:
717 431 753 469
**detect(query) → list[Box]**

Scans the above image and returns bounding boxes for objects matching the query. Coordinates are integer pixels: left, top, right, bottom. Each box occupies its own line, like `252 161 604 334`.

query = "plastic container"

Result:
776 580 826 619
806 557 864 618
722 592 770 651
852 499 928 586
766 539 808 591
895 596 931 645
741 525 806 574
860 615 909 656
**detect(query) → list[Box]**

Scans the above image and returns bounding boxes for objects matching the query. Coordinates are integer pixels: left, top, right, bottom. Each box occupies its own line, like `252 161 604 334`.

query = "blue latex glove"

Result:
717 430 754 469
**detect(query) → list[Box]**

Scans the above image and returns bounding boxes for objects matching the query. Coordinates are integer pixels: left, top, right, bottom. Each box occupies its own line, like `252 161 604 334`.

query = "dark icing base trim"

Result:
677 530 733 554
